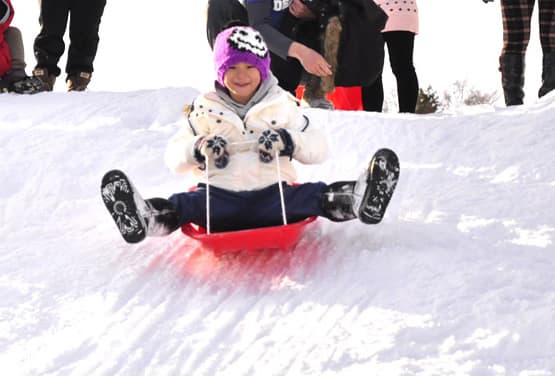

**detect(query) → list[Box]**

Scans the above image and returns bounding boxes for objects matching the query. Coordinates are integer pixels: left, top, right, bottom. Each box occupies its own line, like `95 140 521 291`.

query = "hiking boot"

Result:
67 72 91 92
32 67 56 91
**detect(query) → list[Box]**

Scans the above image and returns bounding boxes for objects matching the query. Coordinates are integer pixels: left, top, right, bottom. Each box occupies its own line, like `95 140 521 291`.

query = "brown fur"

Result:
303 15 342 101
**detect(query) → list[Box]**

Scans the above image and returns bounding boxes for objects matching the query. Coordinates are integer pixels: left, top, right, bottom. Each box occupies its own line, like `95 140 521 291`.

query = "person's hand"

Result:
194 135 229 169
288 42 332 77
257 129 295 163
289 0 316 19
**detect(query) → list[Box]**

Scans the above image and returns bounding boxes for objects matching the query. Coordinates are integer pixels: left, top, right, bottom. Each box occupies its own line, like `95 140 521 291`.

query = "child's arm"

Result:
164 124 204 174
285 112 329 165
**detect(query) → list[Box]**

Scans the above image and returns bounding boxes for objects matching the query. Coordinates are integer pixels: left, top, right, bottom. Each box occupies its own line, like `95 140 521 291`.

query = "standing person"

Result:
483 0 555 105
100 26 400 244
0 0 43 94
32 0 106 92
206 0 334 108
362 0 419 113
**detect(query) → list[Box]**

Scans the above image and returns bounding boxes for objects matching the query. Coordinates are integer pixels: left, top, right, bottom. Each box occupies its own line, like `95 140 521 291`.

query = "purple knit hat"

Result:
213 26 271 86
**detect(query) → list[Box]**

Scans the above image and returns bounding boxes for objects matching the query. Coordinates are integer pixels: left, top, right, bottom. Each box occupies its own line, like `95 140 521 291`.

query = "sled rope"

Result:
205 156 211 234
275 150 287 225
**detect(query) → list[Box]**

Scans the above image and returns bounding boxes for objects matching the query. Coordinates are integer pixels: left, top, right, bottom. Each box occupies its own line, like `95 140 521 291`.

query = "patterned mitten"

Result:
194 135 229 169
257 129 294 163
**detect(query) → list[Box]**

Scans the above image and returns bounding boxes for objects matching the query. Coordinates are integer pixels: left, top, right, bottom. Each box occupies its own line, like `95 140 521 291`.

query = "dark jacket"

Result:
247 0 387 86
335 0 388 86
299 0 388 86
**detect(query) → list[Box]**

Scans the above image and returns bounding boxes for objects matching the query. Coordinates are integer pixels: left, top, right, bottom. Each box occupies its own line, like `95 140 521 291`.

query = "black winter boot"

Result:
144 198 180 237
355 148 400 224
499 54 525 106
539 52 555 98
101 170 180 243
321 181 357 222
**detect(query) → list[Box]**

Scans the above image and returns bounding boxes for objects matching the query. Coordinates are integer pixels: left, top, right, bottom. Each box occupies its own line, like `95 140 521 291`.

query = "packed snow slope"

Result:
1 90 554 375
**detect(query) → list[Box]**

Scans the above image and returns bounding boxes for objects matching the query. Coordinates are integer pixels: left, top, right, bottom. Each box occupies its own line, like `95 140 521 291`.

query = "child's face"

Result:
223 62 262 105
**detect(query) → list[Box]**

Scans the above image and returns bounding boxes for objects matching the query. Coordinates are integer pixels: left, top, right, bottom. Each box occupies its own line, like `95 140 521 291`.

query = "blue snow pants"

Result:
168 182 327 232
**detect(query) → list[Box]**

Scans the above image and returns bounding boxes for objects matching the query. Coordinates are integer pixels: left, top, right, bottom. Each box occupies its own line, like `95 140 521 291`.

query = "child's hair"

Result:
213 25 271 86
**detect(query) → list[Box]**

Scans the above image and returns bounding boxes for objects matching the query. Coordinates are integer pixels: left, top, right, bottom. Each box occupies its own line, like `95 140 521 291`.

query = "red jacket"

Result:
0 0 14 77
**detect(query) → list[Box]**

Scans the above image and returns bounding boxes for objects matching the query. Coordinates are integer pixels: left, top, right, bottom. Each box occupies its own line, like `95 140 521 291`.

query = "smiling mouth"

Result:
233 82 251 87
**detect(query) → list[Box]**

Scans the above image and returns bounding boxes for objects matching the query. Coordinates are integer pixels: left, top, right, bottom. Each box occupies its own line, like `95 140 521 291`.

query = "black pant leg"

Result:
206 0 248 48
65 0 106 75
256 182 326 226
169 182 326 232
33 0 71 76
384 31 419 113
538 0 555 53
361 75 384 112
500 0 534 56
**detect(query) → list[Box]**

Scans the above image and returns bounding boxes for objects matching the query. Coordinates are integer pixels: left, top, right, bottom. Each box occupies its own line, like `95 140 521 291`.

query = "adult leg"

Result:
361 75 384 112
538 0 555 97
206 0 248 49
384 31 419 113
499 0 534 105
66 0 106 75
360 32 387 112
33 0 70 77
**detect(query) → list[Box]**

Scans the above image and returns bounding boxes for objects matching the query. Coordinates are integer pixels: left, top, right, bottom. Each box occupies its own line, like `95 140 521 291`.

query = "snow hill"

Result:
1 90 554 375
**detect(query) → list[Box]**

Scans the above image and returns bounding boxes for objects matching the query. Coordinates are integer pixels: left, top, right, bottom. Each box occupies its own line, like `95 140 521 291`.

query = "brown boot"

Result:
32 67 56 91
67 72 91 92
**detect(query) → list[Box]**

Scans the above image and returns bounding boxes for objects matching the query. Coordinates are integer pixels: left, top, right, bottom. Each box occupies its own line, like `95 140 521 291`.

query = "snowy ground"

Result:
1 89 554 375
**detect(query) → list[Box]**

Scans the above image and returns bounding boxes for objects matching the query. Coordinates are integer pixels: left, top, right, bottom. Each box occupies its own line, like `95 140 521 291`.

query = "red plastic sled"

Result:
181 216 316 254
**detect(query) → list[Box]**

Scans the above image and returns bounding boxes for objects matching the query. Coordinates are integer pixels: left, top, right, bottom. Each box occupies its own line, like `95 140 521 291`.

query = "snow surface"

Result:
1 89 555 375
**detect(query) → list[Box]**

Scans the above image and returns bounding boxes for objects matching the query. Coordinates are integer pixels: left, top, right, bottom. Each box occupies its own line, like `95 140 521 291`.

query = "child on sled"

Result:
101 25 399 244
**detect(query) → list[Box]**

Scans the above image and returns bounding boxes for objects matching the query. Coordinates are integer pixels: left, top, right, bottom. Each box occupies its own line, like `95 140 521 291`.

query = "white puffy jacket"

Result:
164 84 328 191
